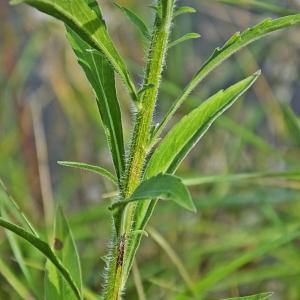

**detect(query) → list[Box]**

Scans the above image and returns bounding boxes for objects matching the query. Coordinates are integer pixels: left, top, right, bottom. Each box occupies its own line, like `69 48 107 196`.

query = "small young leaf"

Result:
0 218 81 300
58 161 117 185
174 6 197 18
115 3 151 40
45 207 82 299
221 292 273 300
110 174 196 213
168 33 201 49
12 0 138 101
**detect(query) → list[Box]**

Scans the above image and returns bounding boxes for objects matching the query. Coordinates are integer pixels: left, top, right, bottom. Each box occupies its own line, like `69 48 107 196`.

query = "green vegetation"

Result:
1 0 300 299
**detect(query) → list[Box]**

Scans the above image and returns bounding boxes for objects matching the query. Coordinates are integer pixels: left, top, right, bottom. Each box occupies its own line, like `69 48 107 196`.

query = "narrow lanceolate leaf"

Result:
146 72 260 177
45 207 82 300
115 3 151 40
66 0 125 180
155 14 300 139
174 6 197 18
182 170 300 186
168 33 201 49
221 292 273 300
111 174 195 213
124 73 260 280
11 0 137 100
0 218 81 300
58 161 117 185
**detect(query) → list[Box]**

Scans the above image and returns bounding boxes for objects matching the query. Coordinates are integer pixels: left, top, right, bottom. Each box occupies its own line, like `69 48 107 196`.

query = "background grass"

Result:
1 0 300 299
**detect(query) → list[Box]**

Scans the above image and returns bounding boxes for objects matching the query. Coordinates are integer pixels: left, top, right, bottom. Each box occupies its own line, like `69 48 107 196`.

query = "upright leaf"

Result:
11 0 137 100
0 218 81 300
45 207 82 300
155 14 300 138
66 0 125 180
146 72 260 177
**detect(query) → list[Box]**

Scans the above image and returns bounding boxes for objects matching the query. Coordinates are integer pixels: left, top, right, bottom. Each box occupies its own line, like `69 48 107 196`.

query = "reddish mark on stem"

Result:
116 235 126 267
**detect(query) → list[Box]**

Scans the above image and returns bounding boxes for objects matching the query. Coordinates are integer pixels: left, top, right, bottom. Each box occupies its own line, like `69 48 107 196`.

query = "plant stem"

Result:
104 1 175 299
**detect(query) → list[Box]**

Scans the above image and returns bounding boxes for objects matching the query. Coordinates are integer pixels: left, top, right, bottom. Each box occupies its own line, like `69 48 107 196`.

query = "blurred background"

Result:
1 0 300 299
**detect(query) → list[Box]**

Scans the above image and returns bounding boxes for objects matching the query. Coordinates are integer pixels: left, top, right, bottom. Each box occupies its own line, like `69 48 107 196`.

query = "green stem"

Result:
103 1 175 299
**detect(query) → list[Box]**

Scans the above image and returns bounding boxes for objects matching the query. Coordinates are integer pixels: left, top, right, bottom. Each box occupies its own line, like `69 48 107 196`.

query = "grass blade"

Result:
182 170 300 186
218 0 295 15
11 0 137 100
0 257 33 300
57 161 117 185
155 14 300 139
174 226 300 299
221 292 273 300
45 207 82 299
0 218 82 300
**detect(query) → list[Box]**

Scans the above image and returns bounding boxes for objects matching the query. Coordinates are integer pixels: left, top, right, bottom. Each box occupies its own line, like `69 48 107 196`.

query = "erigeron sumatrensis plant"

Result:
2 0 300 299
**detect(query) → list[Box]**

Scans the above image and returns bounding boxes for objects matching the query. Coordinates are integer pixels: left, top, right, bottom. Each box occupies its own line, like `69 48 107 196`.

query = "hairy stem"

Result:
104 1 175 299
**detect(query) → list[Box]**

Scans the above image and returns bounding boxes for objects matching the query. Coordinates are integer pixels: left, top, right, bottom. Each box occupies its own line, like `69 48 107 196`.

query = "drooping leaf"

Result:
174 6 197 18
0 218 81 300
45 207 82 300
11 0 137 101
155 14 300 138
110 174 195 213
58 161 117 185
146 72 260 177
115 3 151 40
221 292 273 300
168 33 201 49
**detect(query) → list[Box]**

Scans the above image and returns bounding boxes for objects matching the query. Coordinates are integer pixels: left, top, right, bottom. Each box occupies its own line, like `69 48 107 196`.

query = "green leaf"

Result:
110 174 196 213
114 3 151 40
168 33 201 49
221 292 273 300
155 14 300 138
0 218 81 300
65 1 125 180
58 161 117 185
11 0 137 101
182 170 300 186
218 0 296 15
280 103 300 145
124 73 260 280
0 257 33 300
174 6 197 18
45 207 82 299
146 72 260 177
